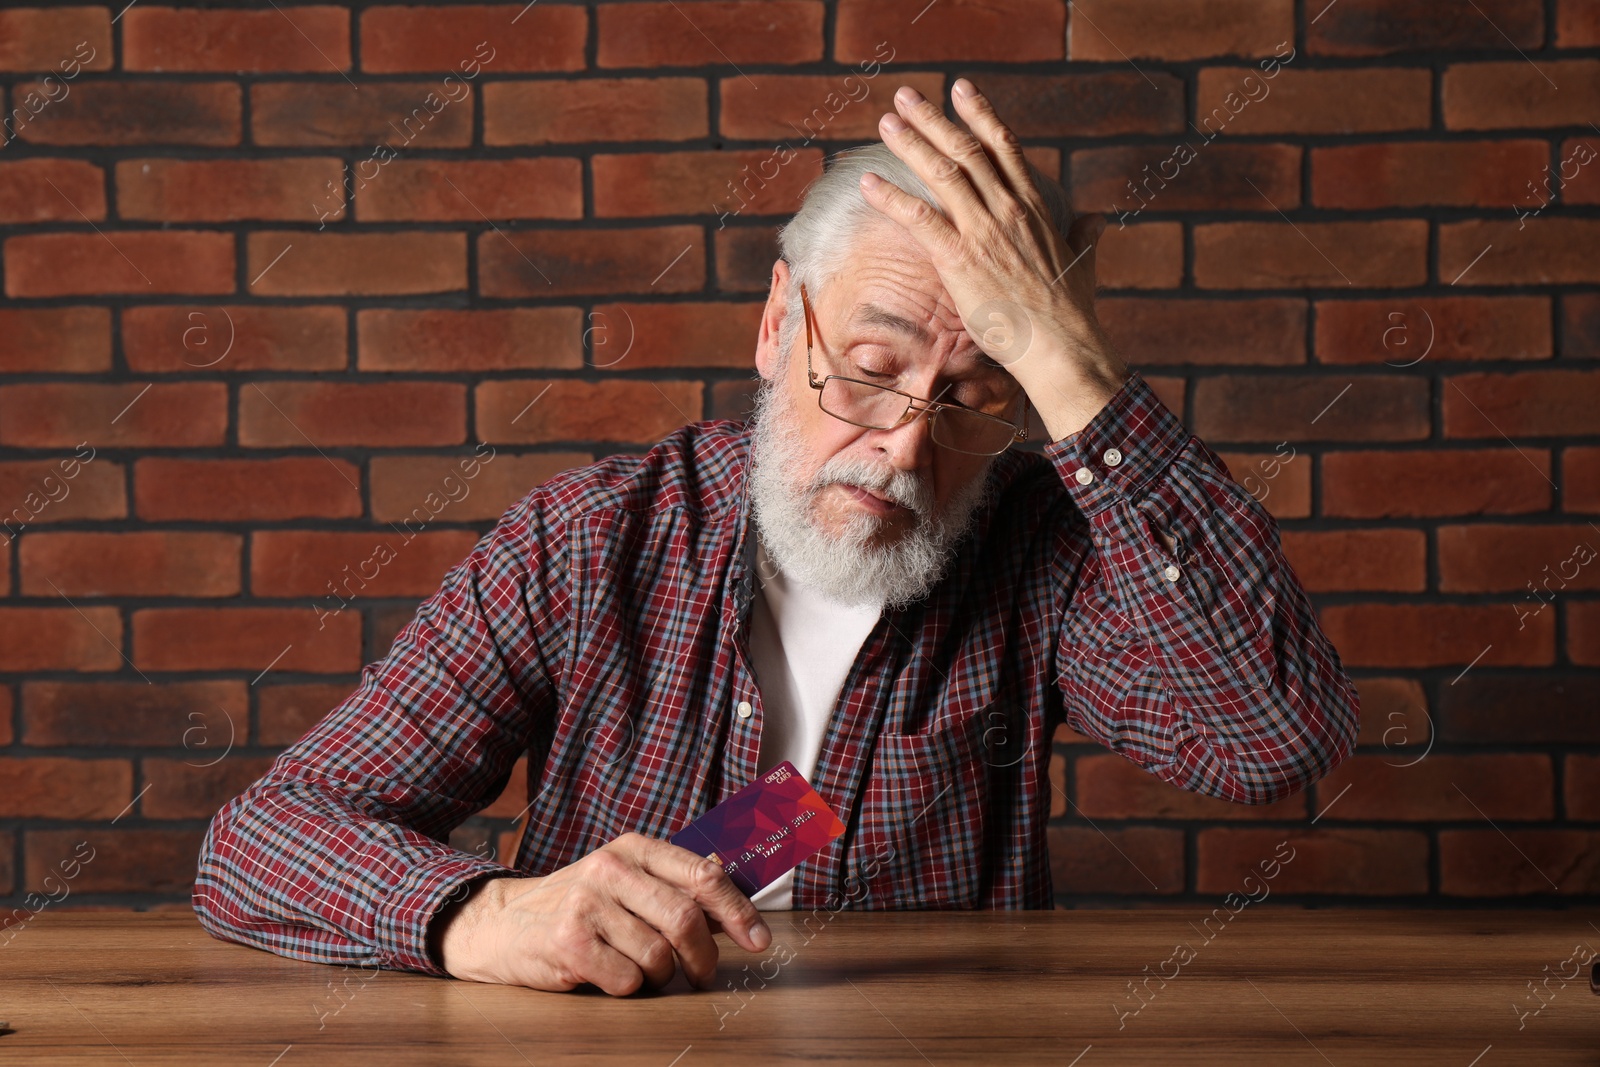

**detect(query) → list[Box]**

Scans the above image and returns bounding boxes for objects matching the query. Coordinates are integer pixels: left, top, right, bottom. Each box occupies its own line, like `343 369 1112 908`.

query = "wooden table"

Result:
1 910 1595 1064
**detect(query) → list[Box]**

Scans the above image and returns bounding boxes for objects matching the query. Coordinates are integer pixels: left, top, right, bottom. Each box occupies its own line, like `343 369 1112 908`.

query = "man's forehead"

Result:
844 298 1003 369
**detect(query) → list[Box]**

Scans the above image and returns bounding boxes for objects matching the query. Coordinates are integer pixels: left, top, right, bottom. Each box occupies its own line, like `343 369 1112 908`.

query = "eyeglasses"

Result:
800 283 1029 457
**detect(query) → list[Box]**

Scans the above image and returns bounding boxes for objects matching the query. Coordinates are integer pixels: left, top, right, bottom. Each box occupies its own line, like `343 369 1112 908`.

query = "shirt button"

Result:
1074 467 1094 486
736 700 753 719
1103 448 1123 467
1163 564 1181 582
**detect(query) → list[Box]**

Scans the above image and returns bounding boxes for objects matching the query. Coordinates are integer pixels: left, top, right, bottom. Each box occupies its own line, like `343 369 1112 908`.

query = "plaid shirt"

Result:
193 372 1359 976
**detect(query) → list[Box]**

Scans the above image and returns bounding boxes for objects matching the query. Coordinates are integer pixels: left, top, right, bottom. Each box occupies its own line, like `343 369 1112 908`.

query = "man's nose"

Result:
870 401 937 471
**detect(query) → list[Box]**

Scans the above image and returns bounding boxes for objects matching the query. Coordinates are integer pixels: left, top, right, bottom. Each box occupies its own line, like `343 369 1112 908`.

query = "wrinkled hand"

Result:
433 832 772 995
862 79 1129 438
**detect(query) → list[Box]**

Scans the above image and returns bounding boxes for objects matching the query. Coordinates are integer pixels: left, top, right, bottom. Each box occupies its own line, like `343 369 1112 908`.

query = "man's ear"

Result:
754 258 793 383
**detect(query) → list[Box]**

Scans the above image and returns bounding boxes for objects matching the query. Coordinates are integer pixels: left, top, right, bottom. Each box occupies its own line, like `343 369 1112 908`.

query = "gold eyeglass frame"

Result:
799 282 1029 456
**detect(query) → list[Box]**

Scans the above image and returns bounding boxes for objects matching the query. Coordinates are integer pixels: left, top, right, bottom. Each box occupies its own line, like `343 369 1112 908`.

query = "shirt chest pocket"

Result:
847 710 989 908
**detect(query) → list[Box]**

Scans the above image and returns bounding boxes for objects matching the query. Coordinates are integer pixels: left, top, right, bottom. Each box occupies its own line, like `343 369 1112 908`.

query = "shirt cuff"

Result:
373 851 518 976
1040 371 1191 515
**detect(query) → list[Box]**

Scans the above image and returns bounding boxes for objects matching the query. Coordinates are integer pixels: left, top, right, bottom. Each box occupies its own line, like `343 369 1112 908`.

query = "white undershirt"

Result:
745 535 882 910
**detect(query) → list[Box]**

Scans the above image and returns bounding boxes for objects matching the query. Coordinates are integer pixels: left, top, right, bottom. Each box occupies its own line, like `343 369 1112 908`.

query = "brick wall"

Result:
0 1 1595 919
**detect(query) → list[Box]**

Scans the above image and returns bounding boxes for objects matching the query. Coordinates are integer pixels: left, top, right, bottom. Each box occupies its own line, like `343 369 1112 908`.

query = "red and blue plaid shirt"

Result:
193 372 1359 976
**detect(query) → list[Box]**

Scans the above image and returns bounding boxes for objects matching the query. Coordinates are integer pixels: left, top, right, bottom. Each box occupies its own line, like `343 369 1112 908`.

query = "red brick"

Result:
1217 448 1310 519
25 829 205 894
0 829 11 894
719 72 946 141
587 302 763 370
483 756 531 818
1280 528 1426 593
251 82 472 147
1352 676 1429 749
141 757 279 819
124 6 350 72
1075 1 1293 59
1073 143 1301 218
259 682 356 746
1439 673 1600 743
0 159 105 222
1558 0 1600 45
0 9 111 72
1048 753 1066 817
1564 292 1600 358
4 231 234 297
371 451 590 524
478 225 706 297
359 308 583 372
20 531 240 598
715 225 780 292
1566 755 1600 819
0 608 122 671
1194 220 1428 288
1075 754 1306 820
1444 370 1600 437
239 381 466 448
136 458 361 522
1440 830 1600 895
1572 600 1600 666
0 306 110 372
477 379 702 445
600 1 822 67
1441 218 1600 285
1314 295 1552 365
245 232 464 297
1191 375 1429 443
593 149 822 219
1047 825 1185 894
1444 59 1600 129
1195 67 1431 135
484 78 708 144
122 305 347 373
1318 755 1552 821
1322 449 1553 518
361 5 583 73
1438 524 1600 593
1096 221 1183 289
1562 136 1600 205
132 608 362 674
250 530 479 599
0 686 11 747
1198 829 1428 895
960 72 1184 137
1143 376 1186 421
12 80 241 146
1311 140 1547 209
0 456 126 528
1567 448 1600 513
23 680 246 747
0 758 131 818
1309 0 1542 54
838 0 1059 62
356 159 582 222
0 383 226 448
116 158 340 222
1319 604 1553 668
1098 297 1304 366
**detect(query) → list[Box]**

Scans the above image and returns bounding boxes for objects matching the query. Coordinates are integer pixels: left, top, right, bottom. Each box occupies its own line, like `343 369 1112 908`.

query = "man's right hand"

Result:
432 832 772 995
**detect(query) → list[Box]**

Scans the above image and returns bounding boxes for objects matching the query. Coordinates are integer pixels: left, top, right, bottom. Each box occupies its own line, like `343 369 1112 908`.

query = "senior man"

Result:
194 80 1359 996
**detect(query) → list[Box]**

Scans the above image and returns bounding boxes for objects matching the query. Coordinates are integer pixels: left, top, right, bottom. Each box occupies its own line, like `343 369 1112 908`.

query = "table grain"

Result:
0 909 1595 1064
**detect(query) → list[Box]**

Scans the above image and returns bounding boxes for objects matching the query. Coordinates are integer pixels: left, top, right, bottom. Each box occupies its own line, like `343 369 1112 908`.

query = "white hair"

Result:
770 141 1076 372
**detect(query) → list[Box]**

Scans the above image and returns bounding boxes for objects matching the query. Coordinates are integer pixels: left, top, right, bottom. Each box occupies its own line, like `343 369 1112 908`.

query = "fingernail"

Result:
860 171 882 189
881 112 907 133
895 85 922 107
750 918 771 951
953 78 976 98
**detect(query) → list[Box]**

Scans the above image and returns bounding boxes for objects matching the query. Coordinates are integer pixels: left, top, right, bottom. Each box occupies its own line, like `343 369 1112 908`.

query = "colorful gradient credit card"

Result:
670 762 846 897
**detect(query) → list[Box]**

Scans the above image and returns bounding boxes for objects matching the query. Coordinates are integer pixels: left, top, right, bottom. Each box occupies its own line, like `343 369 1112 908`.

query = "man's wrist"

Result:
428 873 516 980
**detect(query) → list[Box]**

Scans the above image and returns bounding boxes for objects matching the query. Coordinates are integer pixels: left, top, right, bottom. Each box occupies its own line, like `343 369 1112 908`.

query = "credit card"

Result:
669 761 845 897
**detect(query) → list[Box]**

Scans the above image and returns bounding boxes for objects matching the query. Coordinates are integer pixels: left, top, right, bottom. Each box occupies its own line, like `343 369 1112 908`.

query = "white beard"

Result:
745 375 1002 612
